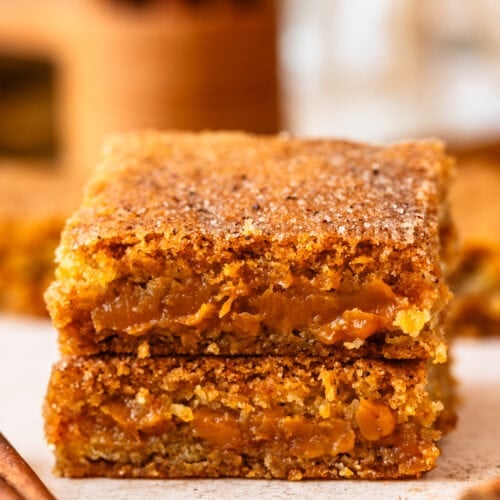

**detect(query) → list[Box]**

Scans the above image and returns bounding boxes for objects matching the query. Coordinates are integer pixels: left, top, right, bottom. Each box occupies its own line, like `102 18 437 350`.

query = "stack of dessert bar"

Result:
44 131 456 480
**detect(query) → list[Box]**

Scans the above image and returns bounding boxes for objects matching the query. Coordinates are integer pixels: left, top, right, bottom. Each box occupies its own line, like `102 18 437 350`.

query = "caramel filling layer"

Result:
99 400 398 459
91 264 425 346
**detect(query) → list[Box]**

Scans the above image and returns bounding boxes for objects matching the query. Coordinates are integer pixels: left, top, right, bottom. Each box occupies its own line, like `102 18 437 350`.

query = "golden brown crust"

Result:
65 131 451 253
44 355 454 480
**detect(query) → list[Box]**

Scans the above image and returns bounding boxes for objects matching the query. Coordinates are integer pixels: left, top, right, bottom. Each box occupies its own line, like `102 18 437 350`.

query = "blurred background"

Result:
1 0 500 170
282 0 500 146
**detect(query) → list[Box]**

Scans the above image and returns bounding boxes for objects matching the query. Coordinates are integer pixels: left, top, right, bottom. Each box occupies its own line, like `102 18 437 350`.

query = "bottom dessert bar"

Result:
44 356 455 480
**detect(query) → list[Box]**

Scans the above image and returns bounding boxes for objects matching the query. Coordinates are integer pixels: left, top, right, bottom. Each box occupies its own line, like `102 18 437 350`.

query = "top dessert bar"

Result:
45 131 454 360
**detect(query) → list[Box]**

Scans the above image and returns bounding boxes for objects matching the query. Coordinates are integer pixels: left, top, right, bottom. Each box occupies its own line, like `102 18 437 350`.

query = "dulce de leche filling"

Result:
99 398 396 460
91 261 428 346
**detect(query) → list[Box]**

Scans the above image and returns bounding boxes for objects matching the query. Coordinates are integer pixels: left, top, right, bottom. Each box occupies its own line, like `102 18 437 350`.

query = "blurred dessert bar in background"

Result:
461 475 500 500
0 167 83 316
448 147 500 336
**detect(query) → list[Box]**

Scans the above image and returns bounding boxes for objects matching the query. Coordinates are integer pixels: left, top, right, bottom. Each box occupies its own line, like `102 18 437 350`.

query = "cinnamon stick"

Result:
0 433 54 500
0 477 23 500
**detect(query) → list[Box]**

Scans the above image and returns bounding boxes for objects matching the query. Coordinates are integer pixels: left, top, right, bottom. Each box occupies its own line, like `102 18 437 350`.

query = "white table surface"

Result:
1 314 499 500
